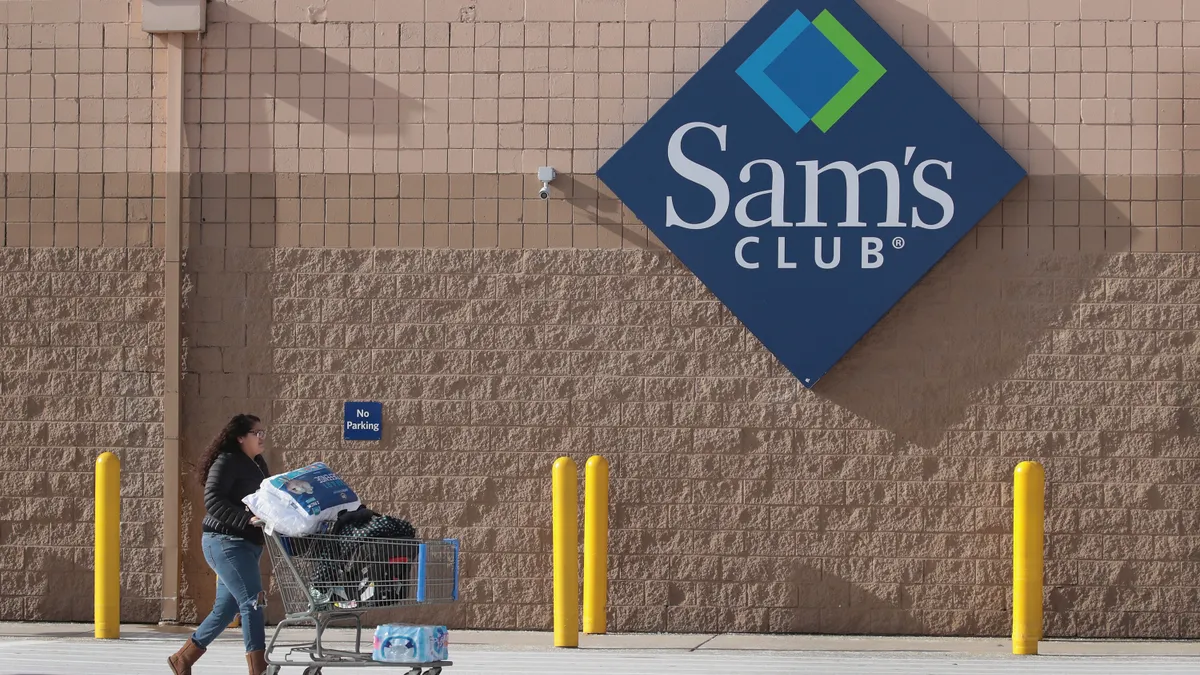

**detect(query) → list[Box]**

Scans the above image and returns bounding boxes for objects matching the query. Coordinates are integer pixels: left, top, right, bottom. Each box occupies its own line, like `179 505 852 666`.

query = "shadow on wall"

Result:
813 3 1129 450
173 244 581 630
22 550 94 622
562 174 627 244
22 549 159 624
187 4 425 171
780 561 934 636
177 245 276 625
176 4 425 622
176 245 469 626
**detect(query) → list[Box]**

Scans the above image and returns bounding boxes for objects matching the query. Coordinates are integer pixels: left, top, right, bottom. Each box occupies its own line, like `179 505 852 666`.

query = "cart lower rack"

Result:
261 530 460 674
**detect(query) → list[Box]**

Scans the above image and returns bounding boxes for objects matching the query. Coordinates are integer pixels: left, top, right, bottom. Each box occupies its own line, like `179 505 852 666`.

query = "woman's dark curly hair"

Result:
196 414 261 487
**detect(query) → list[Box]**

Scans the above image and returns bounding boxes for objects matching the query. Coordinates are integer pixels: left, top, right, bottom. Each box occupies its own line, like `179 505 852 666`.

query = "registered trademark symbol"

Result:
892 237 905 250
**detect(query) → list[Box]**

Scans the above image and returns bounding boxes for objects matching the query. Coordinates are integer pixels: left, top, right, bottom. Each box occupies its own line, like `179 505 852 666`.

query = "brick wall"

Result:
174 244 1200 637
0 247 164 622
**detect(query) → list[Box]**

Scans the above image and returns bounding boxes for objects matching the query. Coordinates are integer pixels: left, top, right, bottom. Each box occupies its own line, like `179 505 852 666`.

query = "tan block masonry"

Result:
0 248 165 622
5 242 1200 636
175 245 1200 636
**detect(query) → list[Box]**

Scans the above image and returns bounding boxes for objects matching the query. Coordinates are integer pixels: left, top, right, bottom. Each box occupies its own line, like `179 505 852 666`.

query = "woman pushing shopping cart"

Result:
168 418 458 675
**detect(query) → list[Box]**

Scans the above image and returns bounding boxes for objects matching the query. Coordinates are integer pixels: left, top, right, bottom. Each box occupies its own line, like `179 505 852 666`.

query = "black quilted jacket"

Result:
202 451 270 546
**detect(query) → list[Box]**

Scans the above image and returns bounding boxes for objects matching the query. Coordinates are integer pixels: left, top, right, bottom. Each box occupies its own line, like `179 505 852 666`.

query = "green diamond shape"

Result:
810 10 886 133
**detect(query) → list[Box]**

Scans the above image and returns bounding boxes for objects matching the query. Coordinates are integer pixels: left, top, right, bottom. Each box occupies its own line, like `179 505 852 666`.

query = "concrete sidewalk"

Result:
3 623 1200 675
3 622 1200 657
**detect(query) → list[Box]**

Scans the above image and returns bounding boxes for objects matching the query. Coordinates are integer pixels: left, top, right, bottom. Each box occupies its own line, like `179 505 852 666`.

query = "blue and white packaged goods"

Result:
243 462 363 536
372 625 449 664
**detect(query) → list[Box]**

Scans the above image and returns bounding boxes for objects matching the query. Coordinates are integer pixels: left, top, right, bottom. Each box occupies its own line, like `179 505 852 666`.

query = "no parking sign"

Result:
344 401 382 441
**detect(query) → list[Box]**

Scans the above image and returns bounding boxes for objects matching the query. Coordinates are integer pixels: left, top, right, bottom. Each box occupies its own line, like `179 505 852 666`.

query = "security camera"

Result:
537 166 556 200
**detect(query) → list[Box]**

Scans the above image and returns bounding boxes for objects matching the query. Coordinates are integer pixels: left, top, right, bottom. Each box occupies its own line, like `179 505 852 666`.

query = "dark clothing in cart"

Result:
260 523 459 675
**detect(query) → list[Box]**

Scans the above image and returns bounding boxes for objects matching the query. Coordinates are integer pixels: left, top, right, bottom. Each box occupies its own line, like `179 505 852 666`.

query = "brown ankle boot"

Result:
167 639 205 675
246 649 268 675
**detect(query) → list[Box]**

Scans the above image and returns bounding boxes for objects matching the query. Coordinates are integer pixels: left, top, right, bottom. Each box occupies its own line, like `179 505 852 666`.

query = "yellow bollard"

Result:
1012 460 1045 655
583 455 609 635
95 452 121 639
552 457 579 647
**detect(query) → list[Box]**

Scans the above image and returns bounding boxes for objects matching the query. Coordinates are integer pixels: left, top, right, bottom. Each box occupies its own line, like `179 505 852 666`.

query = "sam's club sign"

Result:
597 0 1025 387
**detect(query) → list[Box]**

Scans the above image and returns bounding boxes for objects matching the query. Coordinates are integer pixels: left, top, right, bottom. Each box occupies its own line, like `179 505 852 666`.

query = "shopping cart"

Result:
261 529 459 675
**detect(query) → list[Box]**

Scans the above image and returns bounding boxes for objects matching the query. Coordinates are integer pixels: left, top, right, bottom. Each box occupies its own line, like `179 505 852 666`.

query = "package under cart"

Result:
261 530 459 675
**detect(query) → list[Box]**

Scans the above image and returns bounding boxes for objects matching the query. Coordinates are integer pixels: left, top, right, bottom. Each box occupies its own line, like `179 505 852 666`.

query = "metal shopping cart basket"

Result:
261 529 459 675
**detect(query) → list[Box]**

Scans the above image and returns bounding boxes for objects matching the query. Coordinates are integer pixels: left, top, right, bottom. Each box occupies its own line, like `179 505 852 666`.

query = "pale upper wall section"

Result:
0 0 1196 175
2 0 1200 250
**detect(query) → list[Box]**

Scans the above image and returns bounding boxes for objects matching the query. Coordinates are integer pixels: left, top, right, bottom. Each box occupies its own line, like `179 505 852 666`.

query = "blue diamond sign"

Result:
596 0 1026 388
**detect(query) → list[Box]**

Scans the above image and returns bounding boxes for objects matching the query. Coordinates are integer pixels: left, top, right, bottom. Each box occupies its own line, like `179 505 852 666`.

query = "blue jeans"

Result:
191 532 266 653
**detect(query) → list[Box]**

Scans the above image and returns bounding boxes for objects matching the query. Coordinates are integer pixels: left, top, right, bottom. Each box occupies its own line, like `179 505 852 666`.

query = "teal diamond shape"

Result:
737 9 887 133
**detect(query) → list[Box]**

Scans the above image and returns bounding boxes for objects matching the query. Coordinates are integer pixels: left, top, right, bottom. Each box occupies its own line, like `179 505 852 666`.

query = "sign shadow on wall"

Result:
782 561 930 636
562 174 637 248
811 3 1131 450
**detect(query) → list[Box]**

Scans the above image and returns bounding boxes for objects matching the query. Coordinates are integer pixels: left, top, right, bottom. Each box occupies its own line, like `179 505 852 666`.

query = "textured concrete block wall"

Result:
0 247 165 622
174 245 1200 637
1 0 1200 637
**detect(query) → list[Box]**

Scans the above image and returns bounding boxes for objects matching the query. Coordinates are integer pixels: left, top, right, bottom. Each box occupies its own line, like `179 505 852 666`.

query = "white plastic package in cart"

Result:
243 462 362 537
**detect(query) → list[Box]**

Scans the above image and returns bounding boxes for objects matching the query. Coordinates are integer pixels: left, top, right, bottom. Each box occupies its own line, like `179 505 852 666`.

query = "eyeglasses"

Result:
250 430 266 439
